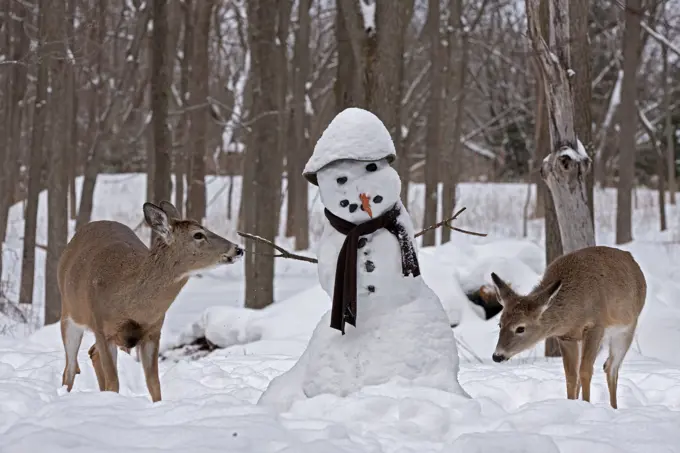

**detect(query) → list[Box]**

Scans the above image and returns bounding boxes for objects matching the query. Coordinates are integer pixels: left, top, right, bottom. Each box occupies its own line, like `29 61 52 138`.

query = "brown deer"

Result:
490 246 646 409
58 201 243 402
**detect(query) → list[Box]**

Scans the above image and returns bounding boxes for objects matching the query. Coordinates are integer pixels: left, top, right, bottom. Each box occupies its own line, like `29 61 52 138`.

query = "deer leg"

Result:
139 332 162 402
60 317 85 391
558 338 581 400
604 323 636 409
88 343 106 391
94 332 119 393
579 326 605 403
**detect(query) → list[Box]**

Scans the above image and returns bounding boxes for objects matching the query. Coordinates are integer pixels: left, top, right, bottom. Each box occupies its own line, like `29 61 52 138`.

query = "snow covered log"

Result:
526 0 595 252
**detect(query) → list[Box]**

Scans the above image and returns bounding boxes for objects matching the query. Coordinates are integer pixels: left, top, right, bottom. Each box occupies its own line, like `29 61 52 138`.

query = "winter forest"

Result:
2 0 680 451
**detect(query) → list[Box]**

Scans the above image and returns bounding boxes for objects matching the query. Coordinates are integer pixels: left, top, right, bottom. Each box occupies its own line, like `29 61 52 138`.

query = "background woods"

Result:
1 0 680 327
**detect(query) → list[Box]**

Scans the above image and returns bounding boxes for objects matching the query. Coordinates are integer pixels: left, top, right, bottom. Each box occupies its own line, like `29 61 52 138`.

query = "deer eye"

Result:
193 232 206 240
515 326 526 334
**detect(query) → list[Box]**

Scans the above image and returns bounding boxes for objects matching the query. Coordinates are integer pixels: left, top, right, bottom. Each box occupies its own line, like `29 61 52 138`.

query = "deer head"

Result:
143 201 244 276
490 272 561 362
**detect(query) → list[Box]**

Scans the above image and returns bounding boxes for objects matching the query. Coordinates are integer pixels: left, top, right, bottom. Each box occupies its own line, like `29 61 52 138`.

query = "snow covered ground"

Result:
1 174 680 452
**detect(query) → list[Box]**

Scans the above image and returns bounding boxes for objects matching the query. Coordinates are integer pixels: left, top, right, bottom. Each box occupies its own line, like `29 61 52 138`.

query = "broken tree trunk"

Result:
526 0 595 253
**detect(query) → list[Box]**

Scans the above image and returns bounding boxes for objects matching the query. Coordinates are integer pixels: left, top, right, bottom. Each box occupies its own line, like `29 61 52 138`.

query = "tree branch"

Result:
237 206 487 264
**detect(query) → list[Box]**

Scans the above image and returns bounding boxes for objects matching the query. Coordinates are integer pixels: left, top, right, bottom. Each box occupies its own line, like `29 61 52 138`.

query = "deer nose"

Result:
235 246 244 256
492 353 507 363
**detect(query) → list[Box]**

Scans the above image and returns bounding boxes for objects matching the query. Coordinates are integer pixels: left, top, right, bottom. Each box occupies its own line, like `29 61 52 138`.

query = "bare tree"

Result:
287 0 314 251
0 0 29 282
662 13 675 205
244 0 282 309
615 0 642 245
570 0 594 225
174 0 194 218
335 0 364 110
375 0 413 205
441 0 468 244
45 0 71 324
422 0 442 247
151 0 172 222
526 0 595 254
19 0 50 306
187 0 215 222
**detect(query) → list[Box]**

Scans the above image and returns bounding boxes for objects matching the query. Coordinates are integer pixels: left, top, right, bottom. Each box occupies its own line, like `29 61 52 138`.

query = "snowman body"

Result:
258 109 468 411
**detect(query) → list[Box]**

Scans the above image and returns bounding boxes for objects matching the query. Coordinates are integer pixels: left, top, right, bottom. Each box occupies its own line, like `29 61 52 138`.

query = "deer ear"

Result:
490 272 515 306
537 280 562 316
159 200 181 220
143 202 171 242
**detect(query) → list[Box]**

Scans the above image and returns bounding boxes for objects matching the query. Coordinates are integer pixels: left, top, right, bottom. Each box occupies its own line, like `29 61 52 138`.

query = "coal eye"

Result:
336 176 348 185
365 163 378 172
193 232 205 240
515 326 525 334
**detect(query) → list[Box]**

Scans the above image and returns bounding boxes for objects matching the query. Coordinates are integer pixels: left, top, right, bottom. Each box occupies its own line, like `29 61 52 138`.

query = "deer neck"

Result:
127 242 191 319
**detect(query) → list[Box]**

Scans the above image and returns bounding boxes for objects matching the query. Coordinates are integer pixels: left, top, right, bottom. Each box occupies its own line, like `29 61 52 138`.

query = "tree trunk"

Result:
175 0 194 218
0 0 29 282
186 0 214 222
422 0 442 247
275 0 293 238
244 0 282 309
288 0 313 250
19 2 50 306
526 0 595 252
663 34 676 205
570 0 594 226
151 0 172 216
441 0 467 244
396 7 414 205
67 0 78 221
615 0 642 245
334 0 363 111
536 0 563 358
533 67 547 220
45 0 70 325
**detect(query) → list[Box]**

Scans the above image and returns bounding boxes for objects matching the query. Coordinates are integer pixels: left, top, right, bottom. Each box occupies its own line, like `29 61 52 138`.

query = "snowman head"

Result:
317 158 401 223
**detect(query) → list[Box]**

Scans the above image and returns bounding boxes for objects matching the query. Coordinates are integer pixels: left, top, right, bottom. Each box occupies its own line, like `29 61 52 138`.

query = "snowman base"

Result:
258 286 470 412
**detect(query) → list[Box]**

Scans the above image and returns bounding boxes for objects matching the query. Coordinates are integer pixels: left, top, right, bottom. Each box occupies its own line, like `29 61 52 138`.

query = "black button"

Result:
349 203 358 213
337 176 348 185
365 163 378 172
367 285 376 293
373 195 383 203
365 261 375 272
358 238 367 248
340 199 349 207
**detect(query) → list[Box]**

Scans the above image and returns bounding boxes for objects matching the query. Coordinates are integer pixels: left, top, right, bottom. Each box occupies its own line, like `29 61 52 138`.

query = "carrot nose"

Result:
359 193 373 218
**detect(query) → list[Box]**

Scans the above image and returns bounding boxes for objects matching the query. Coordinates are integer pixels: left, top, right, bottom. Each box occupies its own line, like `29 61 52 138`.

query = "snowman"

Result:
258 108 469 410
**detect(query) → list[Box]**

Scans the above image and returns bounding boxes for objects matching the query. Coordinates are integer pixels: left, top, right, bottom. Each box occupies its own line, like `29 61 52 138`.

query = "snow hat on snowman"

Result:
302 107 396 186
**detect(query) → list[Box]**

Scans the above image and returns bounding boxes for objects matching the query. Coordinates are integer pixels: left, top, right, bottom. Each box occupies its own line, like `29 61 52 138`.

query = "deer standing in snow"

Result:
490 246 646 409
58 201 243 402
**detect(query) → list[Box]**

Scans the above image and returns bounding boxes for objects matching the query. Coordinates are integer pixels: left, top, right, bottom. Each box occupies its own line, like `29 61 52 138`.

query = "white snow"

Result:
3 175 680 452
555 140 589 163
359 0 376 34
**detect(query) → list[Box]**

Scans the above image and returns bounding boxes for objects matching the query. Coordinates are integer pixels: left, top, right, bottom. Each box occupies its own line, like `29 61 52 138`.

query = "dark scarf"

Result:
324 203 421 334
